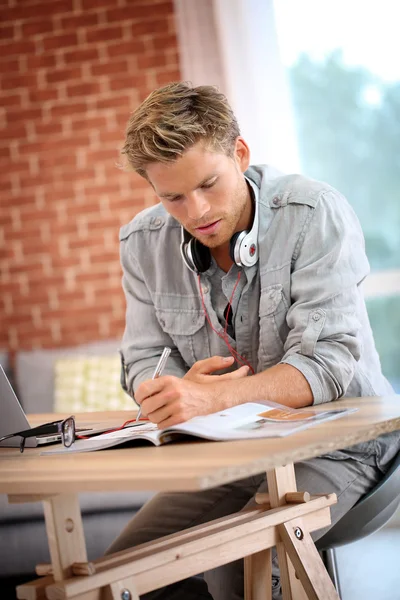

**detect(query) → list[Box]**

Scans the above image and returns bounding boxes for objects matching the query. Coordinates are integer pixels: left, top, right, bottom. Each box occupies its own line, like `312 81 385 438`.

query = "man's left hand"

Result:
136 357 248 428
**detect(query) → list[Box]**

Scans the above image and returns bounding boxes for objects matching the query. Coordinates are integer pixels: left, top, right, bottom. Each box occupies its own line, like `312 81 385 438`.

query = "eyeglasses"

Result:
0 416 76 453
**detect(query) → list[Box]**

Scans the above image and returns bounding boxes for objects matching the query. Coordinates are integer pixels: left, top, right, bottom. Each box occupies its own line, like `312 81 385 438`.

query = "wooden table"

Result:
1 395 399 600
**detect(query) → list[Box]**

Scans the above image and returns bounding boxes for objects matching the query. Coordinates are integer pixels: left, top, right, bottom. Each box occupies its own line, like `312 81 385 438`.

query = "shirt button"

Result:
201 285 209 294
272 197 280 206
153 217 162 227
312 312 321 321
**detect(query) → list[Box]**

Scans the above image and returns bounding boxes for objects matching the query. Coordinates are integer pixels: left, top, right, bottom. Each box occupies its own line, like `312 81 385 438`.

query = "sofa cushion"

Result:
0 510 142 575
15 340 125 413
54 356 133 412
0 491 154 524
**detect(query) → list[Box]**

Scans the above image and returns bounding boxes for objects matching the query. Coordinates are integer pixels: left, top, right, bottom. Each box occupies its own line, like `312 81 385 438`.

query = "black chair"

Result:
316 452 400 596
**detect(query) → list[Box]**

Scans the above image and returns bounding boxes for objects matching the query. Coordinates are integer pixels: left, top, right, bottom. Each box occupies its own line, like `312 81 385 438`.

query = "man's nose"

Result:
186 192 211 221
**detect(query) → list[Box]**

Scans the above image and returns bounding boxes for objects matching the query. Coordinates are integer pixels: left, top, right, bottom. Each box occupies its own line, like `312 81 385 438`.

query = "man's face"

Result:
146 138 251 249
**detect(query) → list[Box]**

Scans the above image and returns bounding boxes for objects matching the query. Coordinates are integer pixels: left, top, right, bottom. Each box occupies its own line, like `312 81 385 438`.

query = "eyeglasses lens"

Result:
62 417 75 448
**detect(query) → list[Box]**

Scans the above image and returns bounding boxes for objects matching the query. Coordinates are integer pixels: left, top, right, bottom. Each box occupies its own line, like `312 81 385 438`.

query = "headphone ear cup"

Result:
229 232 242 262
191 239 211 273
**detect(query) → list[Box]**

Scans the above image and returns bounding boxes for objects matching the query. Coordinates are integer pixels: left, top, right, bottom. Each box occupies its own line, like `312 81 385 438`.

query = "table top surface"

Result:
0 396 399 495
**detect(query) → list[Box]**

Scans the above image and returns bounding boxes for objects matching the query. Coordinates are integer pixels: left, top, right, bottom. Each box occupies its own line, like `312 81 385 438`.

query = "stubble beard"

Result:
191 180 249 249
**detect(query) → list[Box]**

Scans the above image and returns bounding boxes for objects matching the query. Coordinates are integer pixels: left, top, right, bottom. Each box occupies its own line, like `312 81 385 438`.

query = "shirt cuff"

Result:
280 354 327 405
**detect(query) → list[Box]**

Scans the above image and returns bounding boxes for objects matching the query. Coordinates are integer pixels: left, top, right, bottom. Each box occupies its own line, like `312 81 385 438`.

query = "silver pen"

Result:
136 346 171 421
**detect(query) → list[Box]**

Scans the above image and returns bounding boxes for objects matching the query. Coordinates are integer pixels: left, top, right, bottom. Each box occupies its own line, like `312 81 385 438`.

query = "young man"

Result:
108 82 398 599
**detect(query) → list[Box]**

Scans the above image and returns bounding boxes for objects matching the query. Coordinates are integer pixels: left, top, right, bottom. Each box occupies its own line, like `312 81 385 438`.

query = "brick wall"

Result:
0 0 181 353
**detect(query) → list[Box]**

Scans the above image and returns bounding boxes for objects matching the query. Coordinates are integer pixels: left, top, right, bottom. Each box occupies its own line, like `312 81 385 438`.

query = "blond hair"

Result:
122 82 240 178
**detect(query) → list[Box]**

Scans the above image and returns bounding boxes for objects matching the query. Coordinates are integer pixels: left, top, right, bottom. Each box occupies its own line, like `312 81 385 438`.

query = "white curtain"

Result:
173 0 300 171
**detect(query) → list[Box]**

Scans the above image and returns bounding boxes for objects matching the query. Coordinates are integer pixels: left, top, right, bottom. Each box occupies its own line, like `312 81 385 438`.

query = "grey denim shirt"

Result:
119 165 399 469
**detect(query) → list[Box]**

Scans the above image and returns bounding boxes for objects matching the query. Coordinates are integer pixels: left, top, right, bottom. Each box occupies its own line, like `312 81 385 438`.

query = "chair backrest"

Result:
317 451 400 550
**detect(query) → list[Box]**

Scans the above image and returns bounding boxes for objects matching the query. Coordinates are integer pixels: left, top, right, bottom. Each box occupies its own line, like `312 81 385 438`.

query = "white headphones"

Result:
180 178 259 274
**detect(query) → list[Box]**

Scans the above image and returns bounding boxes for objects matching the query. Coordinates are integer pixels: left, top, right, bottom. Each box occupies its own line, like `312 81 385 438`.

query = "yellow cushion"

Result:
54 356 133 412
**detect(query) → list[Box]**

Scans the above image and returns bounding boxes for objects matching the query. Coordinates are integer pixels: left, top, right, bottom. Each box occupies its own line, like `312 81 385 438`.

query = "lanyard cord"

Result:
198 273 255 375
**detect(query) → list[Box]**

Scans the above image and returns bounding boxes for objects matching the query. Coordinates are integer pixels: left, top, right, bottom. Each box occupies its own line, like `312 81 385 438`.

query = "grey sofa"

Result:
0 341 153 580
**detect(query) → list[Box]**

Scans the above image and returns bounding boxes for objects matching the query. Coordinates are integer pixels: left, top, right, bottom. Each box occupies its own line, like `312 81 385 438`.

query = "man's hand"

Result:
136 356 249 429
184 355 249 383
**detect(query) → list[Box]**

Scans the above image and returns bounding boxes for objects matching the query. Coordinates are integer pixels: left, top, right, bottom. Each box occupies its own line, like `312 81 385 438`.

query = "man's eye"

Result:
168 195 183 202
201 180 216 189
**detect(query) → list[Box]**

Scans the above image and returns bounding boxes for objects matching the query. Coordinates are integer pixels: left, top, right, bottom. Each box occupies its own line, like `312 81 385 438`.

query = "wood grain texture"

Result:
1 396 399 495
279 517 339 599
45 500 334 599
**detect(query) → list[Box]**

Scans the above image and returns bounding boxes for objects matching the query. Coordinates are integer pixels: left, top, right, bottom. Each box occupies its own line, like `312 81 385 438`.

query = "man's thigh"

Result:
105 473 263 555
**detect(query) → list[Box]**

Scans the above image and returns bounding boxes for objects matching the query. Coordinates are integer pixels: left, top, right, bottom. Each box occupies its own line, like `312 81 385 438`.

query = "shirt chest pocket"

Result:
259 284 289 364
155 307 210 367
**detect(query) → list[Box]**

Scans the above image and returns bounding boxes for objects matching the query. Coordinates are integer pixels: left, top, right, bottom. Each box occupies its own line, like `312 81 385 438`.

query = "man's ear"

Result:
234 137 251 173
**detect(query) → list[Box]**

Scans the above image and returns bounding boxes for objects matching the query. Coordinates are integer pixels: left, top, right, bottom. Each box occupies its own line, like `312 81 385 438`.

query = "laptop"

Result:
0 365 115 448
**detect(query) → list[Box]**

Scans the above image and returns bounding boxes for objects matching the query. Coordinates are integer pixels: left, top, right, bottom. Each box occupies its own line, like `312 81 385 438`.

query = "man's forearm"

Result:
217 363 314 409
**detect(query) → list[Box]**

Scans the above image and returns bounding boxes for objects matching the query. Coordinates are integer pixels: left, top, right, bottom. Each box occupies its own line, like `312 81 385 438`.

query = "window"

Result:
274 0 400 391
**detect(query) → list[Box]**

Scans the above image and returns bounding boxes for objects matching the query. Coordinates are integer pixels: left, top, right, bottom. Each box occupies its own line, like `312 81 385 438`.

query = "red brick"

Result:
90 60 129 77
0 40 36 57
106 3 170 22
98 130 124 145
43 33 78 52
137 53 167 70
22 20 54 37
85 147 121 163
83 182 121 196
6 314 36 327
0 146 12 160
25 54 57 70
0 25 16 40
0 179 12 192
131 19 167 37
0 1 73 21
106 40 146 58
6 107 43 125
34 122 63 137
85 26 123 44
85 216 121 231
108 74 147 92
156 69 181 85
39 153 78 170
1 93 23 107
69 115 108 133
90 251 119 264
0 58 21 74
2 74 38 91
46 66 82 84
60 13 99 30
4 194 37 209
81 0 116 9
74 270 110 285
0 163 33 178
94 94 131 110
151 33 178 51
63 47 99 64
29 88 60 104
18 137 85 156
0 122 28 141
66 81 102 97
50 102 87 118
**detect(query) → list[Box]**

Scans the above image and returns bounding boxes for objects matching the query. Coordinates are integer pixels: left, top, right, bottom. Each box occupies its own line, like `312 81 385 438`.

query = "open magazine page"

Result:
41 402 357 454
161 402 357 442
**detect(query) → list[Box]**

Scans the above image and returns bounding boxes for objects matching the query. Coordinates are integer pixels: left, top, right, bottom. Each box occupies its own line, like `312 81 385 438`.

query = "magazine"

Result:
41 402 356 455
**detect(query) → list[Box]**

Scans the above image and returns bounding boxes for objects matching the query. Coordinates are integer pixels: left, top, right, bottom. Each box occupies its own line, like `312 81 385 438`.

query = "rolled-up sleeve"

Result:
281 190 370 404
119 238 187 398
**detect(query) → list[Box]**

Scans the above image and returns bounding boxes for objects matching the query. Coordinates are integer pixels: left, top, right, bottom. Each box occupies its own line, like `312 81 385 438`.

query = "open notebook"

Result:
41 401 356 455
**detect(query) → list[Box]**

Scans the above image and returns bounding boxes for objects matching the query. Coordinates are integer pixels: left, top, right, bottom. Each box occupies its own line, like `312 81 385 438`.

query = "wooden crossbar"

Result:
44 494 335 600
